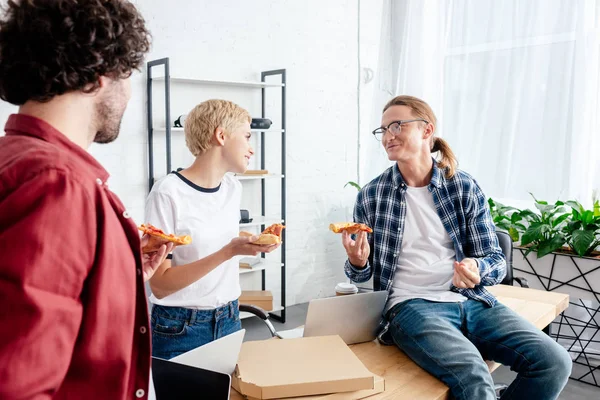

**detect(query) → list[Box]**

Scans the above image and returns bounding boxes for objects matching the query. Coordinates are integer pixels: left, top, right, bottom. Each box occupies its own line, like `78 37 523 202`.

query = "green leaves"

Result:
344 181 361 191
508 227 520 242
489 193 600 259
581 210 595 225
566 200 583 213
521 222 546 247
552 213 571 228
537 235 567 259
572 230 595 257
489 199 524 241
519 209 541 223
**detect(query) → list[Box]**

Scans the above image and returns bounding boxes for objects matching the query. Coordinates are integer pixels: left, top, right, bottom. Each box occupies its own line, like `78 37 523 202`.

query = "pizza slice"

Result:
138 223 192 252
239 223 285 245
329 222 373 234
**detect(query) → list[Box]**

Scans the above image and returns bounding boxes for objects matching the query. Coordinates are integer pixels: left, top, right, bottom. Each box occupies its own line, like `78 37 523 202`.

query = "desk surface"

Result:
231 285 569 400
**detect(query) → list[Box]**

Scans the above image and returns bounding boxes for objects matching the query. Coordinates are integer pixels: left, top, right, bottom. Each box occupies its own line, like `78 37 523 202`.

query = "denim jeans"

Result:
150 300 241 360
387 298 572 400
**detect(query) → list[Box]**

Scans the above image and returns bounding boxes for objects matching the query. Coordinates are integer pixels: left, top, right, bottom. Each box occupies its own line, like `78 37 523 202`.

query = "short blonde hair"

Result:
184 99 251 156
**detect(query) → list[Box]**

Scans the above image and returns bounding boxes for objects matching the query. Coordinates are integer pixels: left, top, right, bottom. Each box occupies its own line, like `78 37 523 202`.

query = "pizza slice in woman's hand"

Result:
239 223 285 245
138 223 192 253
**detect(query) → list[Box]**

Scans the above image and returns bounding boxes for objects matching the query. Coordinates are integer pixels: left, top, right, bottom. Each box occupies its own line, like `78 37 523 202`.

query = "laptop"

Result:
170 329 245 375
151 357 231 400
277 291 388 344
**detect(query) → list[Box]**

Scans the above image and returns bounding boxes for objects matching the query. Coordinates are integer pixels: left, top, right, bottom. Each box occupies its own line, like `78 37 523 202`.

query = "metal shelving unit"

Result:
146 57 287 322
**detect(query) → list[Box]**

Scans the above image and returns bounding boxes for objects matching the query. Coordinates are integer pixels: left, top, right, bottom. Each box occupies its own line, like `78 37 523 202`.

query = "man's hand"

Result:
342 230 370 268
453 258 481 289
225 236 280 257
140 235 174 282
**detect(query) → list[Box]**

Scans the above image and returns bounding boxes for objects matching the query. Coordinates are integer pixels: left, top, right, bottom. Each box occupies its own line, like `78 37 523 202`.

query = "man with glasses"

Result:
339 95 571 400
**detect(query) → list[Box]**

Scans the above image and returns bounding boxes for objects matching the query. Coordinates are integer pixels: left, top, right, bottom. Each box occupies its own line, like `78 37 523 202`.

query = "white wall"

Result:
133 0 368 307
0 0 391 307
358 0 389 185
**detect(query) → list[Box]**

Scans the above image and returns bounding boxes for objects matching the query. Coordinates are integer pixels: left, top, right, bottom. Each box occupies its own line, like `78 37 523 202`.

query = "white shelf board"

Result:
240 305 285 320
154 127 285 133
239 216 284 228
235 173 284 181
250 129 285 133
239 261 284 275
153 76 284 88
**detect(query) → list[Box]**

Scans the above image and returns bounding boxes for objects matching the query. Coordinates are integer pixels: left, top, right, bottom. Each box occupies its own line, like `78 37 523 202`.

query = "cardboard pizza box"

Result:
239 290 273 311
242 374 384 400
231 336 374 399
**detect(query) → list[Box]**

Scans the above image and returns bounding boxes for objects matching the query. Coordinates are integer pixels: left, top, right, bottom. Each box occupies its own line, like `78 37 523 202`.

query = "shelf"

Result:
240 305 285 320
239 216 284 228
154 127 285 133
239 261 284 275
153 76 285 88
235 173 284 181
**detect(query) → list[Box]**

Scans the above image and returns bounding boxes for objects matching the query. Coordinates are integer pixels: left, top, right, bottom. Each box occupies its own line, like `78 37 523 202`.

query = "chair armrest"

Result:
239 304 269 320
513 277 529 288
239 304 278 338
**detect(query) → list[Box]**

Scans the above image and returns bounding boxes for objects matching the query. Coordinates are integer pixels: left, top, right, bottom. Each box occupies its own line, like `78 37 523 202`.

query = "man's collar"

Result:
391 158 443 189
5 113 109 182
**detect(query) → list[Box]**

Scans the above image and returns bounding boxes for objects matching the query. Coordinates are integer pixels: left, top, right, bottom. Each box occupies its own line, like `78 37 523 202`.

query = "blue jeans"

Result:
387 298 572 400
150 300 242 360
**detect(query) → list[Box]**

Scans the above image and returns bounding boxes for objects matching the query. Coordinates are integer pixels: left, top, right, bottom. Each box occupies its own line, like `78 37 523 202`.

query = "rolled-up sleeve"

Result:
344 191 374 283
463 180 506 286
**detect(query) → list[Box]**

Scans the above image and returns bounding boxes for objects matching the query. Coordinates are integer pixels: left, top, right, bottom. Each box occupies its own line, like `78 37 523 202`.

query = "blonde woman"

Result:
145 100 279 359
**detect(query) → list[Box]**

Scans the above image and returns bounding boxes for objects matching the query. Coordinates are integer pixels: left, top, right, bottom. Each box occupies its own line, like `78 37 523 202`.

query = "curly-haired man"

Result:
0 1 171 399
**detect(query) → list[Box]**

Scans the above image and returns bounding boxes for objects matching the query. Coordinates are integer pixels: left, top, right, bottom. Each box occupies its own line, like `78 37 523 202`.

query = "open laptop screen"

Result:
151 357 231 400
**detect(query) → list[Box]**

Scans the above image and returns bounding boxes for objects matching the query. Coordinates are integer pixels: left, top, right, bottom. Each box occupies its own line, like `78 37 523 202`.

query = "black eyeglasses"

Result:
372 119 428 141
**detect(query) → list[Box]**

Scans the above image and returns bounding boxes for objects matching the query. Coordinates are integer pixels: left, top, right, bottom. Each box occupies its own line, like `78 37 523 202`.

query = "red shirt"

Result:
0 115 150 399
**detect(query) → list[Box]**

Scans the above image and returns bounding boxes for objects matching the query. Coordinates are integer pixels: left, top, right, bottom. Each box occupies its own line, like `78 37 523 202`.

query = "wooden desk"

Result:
231 285 569 400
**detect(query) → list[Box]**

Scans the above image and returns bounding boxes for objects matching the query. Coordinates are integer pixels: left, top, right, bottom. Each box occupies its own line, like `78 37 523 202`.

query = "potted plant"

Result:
491 194 600 385
488 194 600 303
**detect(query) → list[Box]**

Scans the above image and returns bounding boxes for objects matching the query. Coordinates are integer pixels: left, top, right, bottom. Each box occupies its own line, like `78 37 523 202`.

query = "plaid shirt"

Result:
344 161 506 342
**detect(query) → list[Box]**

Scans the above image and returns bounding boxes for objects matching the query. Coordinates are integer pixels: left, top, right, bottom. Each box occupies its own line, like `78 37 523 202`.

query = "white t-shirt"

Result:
145 172 242 309
386 185 467 312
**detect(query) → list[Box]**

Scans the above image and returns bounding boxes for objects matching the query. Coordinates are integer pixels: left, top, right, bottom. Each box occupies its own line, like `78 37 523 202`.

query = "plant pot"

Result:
513 247 600 302
513 247 600 386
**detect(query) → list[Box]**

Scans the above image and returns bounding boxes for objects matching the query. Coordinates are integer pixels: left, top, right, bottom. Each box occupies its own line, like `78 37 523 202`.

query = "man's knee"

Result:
536 338 572 385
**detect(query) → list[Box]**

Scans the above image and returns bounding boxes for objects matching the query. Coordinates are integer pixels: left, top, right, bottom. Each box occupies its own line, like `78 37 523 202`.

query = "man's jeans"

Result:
150 300 241 360
387 298 572 400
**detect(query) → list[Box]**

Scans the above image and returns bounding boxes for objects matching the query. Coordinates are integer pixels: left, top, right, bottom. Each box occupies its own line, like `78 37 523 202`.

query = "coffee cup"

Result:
335 282 358 296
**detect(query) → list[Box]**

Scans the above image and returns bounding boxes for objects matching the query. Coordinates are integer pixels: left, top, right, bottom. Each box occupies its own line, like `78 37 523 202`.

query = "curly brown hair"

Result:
0 0 151 105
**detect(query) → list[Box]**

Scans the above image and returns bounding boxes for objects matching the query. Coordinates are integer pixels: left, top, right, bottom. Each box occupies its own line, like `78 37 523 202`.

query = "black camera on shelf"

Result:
174 114 186 128
251 118 272 130
239 209 253 224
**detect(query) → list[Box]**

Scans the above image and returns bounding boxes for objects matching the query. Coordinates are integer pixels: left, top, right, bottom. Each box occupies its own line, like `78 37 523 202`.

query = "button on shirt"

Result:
0 114 150 400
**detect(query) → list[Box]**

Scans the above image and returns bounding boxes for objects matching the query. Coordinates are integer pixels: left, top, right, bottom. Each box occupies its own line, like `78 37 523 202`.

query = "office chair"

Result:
496 230 529 288
238 304 279 337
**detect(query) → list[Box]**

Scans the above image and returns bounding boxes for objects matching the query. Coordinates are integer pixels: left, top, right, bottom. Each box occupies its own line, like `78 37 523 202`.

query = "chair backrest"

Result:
496 231 514 285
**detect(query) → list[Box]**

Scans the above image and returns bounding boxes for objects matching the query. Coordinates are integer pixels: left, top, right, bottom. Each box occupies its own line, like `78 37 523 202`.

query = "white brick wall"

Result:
0 0 385 307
